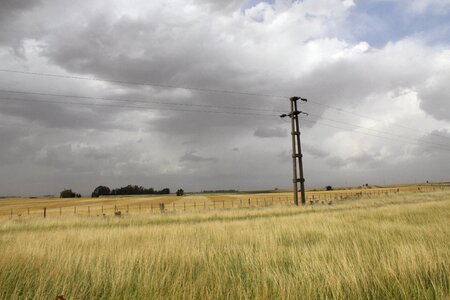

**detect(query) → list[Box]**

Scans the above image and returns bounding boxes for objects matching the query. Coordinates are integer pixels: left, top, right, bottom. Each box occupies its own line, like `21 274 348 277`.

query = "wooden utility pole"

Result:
289 98 299 206
281 96 307 206
293 97 306 205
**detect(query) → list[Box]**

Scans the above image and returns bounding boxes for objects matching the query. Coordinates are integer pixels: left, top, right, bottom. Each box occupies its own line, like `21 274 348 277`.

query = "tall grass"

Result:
0 191 449 299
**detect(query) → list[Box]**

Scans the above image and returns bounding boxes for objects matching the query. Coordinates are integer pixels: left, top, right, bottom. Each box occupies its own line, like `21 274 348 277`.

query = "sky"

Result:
0 0 449 196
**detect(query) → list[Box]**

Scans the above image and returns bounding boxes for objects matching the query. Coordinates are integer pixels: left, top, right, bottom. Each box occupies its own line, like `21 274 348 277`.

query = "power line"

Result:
307 100 449 140
0 96 279 117
1 95 449 152
0 69 285 99
1 68 448 140
299 117 450 153
0 91 448 149
306 113 450 149
0 89 282 114
1 88 448 147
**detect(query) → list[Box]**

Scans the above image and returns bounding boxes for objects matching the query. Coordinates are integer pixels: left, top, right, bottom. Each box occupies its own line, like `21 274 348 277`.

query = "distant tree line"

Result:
201 189 238 194
91 185 170 197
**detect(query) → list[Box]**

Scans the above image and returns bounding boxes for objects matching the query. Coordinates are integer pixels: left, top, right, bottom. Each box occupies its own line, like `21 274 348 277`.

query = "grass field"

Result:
0 184 444 218
0 190 449 299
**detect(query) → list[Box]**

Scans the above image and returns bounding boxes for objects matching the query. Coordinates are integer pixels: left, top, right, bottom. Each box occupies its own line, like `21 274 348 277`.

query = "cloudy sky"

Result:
0 0 449 196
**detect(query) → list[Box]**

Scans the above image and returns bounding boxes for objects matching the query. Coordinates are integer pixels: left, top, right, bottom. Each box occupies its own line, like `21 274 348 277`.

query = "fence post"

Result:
74 206 77 214
88 206 90 216
44 207 46 218
60 207 62 217
173 202 175 211
10 208 13 219
248 199 251 207
159 203 165 213
139 204 141 213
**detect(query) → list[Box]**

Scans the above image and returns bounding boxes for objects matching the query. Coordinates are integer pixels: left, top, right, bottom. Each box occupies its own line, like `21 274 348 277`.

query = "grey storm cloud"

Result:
0 126 37 166
415 130 450 155
180 151 219 163
0 0 448 196
326 156 347 168
303 144 329 159
326 153 384 169
418 69 450 121
0 0 45 58
254 126 287 138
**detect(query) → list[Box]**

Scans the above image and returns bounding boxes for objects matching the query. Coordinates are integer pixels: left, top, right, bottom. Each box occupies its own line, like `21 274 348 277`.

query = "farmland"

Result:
0 184 443 218
0 186 449 299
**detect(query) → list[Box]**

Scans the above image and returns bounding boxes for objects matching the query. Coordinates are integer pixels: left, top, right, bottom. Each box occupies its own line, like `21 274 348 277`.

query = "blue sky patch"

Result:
241 0 275 11
241 0 449 47
344 1 449 47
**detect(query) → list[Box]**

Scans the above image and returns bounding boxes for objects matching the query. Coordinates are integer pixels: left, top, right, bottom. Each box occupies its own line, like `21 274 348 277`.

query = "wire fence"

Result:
1 185 448 219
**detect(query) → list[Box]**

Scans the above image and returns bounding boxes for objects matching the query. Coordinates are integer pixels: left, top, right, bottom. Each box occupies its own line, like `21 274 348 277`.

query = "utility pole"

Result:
281 96 307 206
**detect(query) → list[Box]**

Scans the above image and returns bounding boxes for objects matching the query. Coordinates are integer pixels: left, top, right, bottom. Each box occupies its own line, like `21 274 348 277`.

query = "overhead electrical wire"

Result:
306 113 450 149
1 68 449 140
0 69 284 99
299 117 450 153
0 96 279 117
0 89 282 114
306 100 449 140
1 88 448 147
0 87 448 147
0 68 449 141
0 94 449 153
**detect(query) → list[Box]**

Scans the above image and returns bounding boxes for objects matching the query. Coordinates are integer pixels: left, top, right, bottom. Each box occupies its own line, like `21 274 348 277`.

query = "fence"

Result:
1 185 447 219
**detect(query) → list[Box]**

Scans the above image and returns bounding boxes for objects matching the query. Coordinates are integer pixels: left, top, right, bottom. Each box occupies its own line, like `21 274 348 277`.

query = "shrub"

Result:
60 189 77 198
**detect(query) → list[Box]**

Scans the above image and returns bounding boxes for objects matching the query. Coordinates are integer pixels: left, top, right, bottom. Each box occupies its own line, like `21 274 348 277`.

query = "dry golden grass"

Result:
0 190 449 299
0 183 444 218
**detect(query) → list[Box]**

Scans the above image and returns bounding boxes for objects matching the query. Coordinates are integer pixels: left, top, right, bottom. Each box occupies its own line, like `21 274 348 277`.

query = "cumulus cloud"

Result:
180 151 219 163
254 126 287 138
303 144 329 158
418 64 450 121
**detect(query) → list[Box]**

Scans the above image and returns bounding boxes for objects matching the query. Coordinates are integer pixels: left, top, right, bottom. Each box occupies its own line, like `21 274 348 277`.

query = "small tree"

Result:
91 186 111 198
326 185 333 191
60 189 76 198
176 189 184 196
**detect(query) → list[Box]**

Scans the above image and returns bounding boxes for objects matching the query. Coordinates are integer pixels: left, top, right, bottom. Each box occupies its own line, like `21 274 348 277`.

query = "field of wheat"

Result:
0 190 449 299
